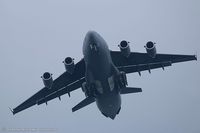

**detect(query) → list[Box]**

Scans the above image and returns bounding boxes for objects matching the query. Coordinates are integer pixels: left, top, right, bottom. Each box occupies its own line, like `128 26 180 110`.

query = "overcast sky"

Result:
0 0 200 133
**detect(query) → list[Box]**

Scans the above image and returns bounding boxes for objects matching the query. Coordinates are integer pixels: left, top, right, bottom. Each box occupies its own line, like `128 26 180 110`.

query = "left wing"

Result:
12 59 86 115
110 51 197 74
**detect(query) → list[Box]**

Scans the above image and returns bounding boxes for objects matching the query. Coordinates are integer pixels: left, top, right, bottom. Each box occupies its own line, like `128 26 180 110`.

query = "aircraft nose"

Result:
86 31 96 39
86 31 98 51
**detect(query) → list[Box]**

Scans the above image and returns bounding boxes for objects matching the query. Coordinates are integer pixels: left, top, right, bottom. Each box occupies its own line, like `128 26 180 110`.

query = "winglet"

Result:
9 107 14 115
195 54 197 61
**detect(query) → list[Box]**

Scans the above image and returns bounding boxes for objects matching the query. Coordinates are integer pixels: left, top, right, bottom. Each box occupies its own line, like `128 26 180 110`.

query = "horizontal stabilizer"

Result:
72 97 95 112
120 87 142 94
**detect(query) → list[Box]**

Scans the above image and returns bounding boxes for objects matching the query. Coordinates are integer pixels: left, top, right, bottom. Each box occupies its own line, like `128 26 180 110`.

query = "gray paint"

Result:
0 0 200 133
83 31 121 119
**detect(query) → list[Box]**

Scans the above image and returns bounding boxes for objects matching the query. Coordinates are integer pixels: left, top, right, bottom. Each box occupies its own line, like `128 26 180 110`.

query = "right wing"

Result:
12 59 86 115
110 51 197 74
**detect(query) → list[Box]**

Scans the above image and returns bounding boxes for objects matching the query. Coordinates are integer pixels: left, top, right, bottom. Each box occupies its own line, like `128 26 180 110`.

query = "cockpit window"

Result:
95 80 103 94
108 76 115 91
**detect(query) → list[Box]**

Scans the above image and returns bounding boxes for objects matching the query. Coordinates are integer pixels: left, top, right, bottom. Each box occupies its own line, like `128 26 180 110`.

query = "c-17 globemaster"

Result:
11 31 197 119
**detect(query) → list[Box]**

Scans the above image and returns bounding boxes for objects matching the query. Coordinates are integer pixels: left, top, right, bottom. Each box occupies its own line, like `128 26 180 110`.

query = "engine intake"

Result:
119 40 131 57
42 72 53 89
145 41 157 58
63 57 75 74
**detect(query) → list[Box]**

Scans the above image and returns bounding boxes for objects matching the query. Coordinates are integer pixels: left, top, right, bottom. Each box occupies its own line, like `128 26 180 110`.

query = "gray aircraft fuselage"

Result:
83 31 121 119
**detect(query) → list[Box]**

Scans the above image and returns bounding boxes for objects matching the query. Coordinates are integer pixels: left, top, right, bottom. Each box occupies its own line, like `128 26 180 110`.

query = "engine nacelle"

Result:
145 41 157 58
119 40 131 57
63 57 75 74
41 72 53 89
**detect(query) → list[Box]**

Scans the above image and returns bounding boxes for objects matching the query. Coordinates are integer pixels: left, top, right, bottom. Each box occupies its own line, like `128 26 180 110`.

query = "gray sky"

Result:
0 0 200 133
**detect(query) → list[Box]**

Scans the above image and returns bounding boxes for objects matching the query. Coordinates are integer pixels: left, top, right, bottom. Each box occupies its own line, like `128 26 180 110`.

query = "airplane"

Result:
11 31 197 119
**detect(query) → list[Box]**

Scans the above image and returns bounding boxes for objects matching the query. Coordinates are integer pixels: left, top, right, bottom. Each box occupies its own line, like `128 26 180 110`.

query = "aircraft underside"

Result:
11 31 197 120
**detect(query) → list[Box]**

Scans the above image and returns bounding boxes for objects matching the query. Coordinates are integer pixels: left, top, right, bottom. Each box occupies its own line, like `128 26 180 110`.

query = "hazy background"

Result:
0 0 199 133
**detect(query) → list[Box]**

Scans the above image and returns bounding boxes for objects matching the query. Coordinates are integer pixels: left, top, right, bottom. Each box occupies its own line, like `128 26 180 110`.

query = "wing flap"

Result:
37 78 85 105
117 61 171 74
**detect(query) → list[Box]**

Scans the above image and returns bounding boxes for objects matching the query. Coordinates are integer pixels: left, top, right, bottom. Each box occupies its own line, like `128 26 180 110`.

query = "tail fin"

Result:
72 97 95 112
120 87 142 94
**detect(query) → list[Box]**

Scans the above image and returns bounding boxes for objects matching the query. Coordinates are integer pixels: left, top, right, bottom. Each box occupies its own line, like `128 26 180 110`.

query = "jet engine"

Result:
63 57 75 74
145 41 157 58
119 40 131 57
41 72 53 89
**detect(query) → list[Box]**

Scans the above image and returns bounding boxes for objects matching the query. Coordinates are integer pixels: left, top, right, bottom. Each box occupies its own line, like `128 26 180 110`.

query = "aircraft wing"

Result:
110 51 197 74
12 59 86 115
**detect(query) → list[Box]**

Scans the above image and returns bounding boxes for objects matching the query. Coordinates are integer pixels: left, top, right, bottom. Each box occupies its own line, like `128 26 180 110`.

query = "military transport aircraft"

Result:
11 31 197 119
